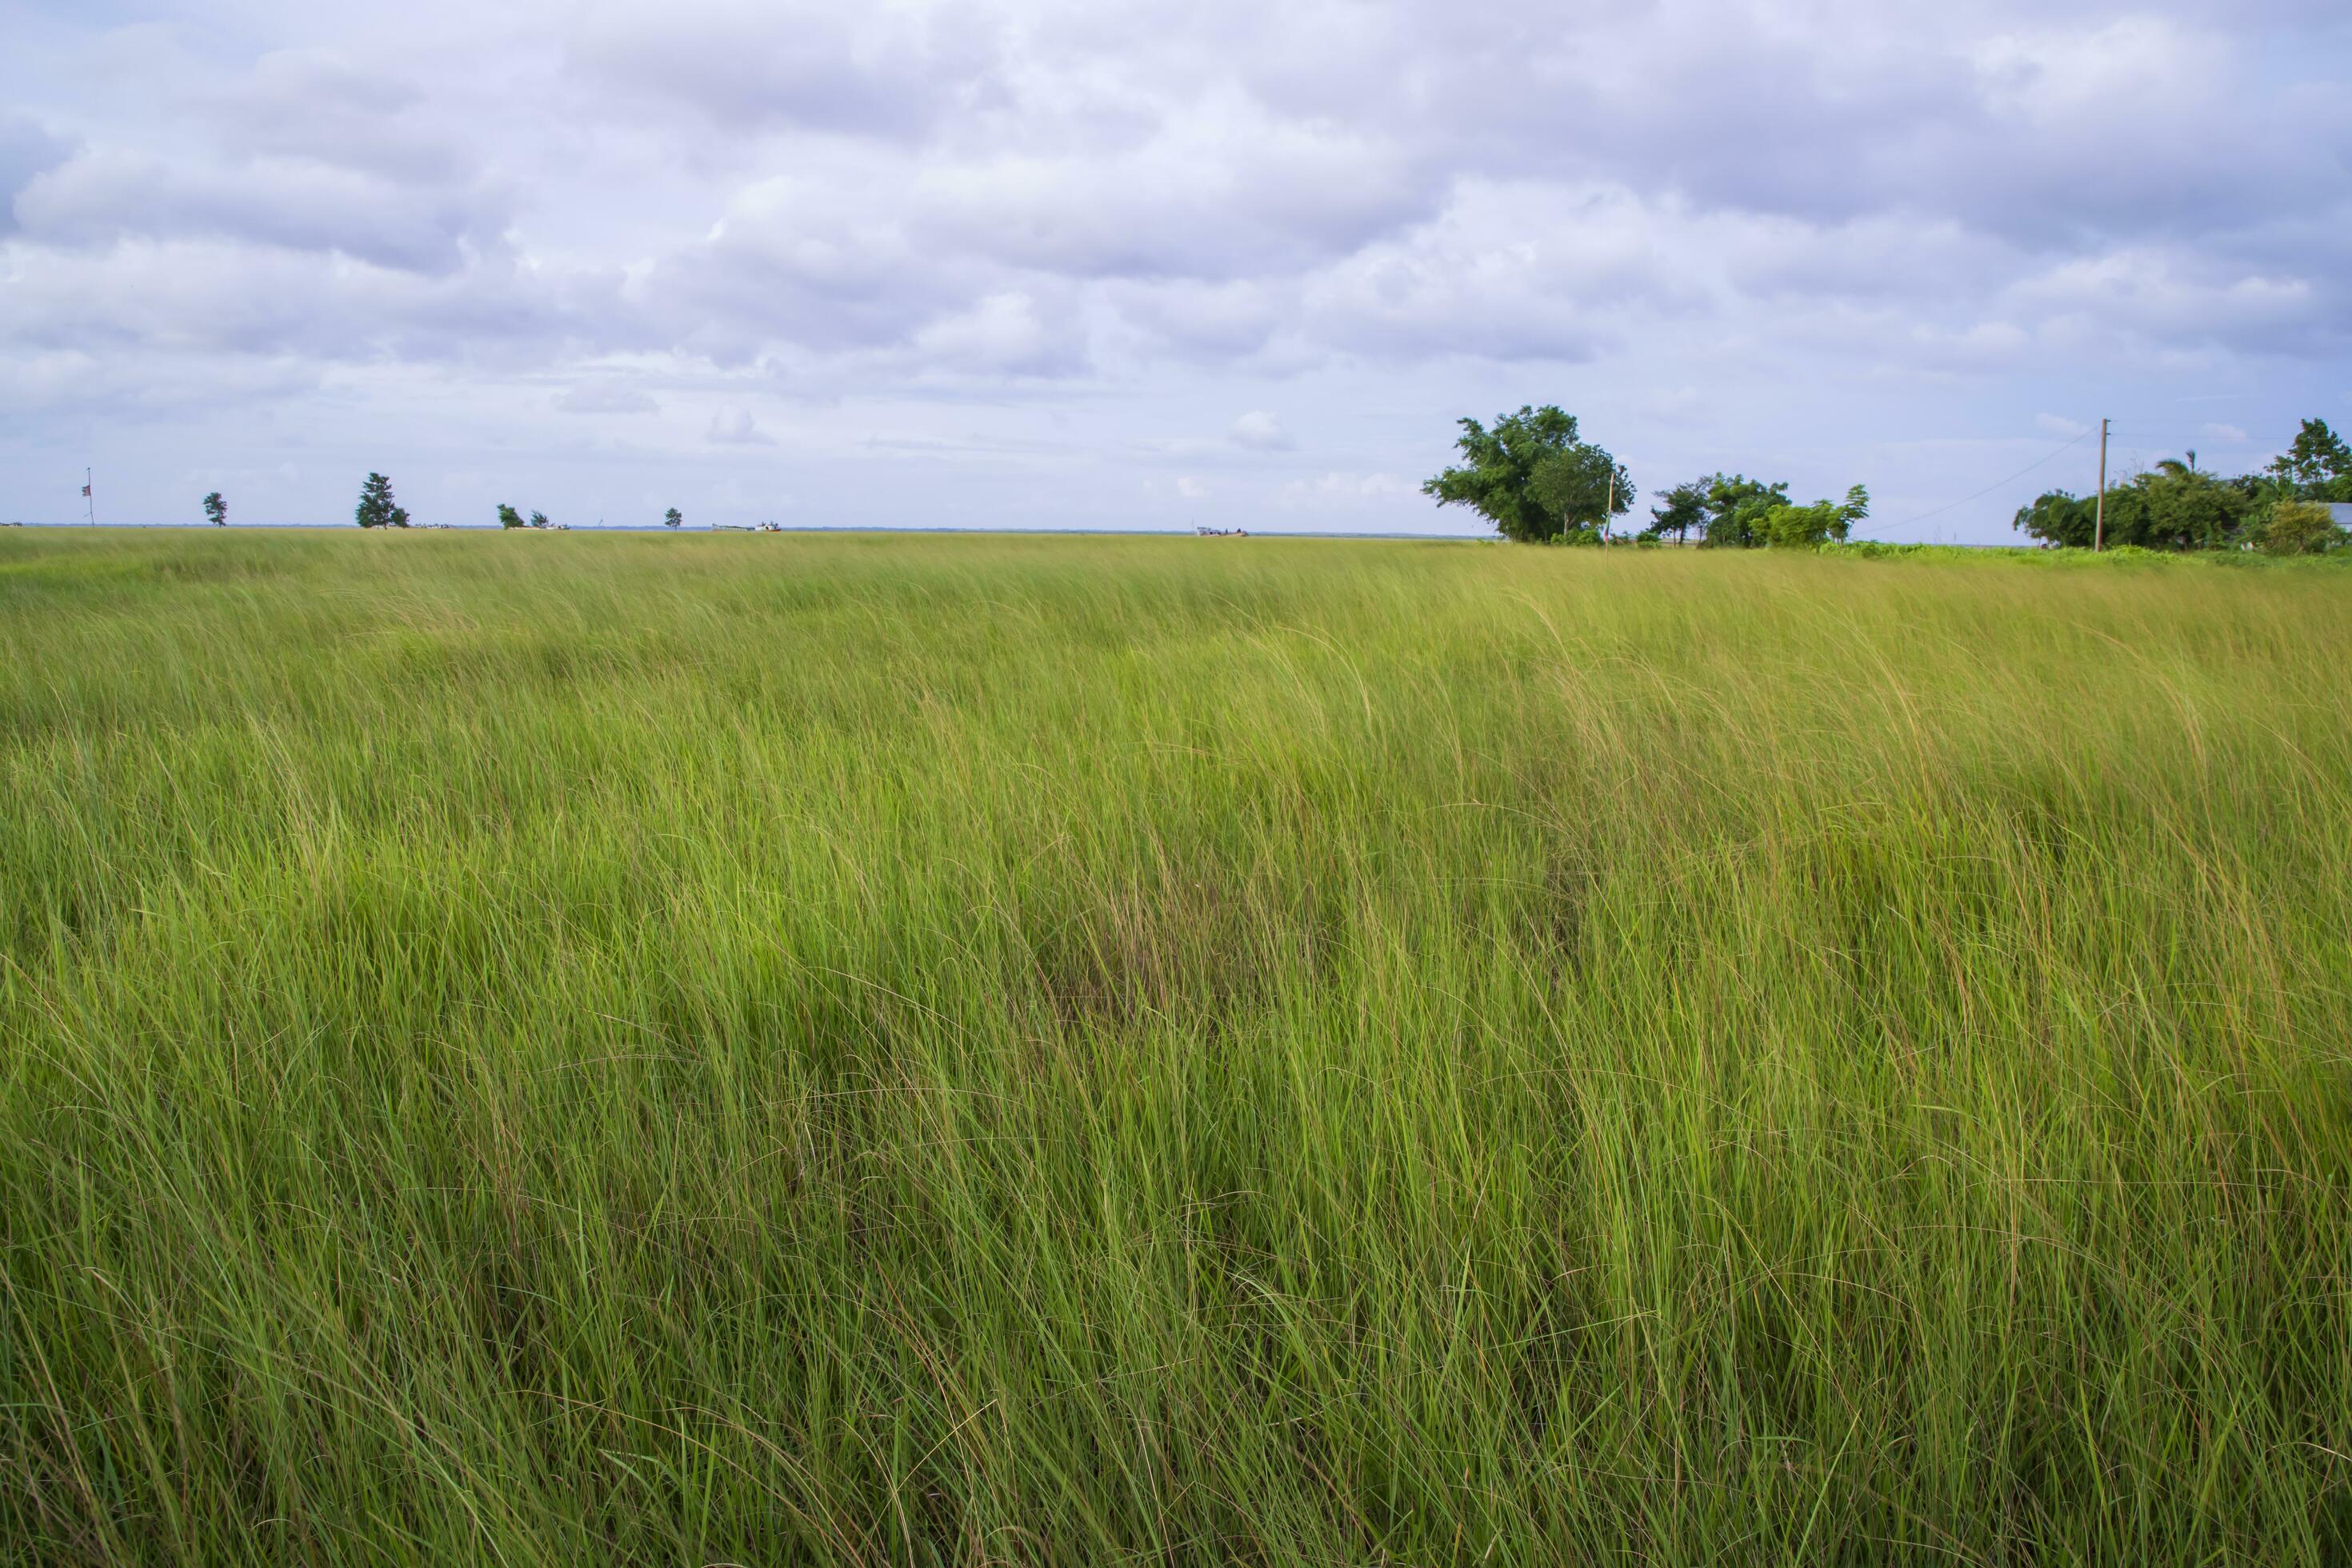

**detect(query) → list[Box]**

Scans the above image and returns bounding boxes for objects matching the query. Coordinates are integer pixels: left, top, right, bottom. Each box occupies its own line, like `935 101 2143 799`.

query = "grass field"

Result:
3 530 2350 1565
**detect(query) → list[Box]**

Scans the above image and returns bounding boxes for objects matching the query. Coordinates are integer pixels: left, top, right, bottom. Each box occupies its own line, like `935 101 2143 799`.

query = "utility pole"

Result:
2094 418 2108 552
1603 473 1616 545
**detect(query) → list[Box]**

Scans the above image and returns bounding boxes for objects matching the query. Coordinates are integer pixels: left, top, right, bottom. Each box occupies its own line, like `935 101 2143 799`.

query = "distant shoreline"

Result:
2 522 1494 541
0 522 2004 546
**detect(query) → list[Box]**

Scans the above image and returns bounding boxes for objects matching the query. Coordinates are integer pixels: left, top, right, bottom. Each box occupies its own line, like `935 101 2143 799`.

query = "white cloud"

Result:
1230 410 1293 450
909 290 1086 377
2005 247 2326 356
706 407 774 445
1277 471 1415 510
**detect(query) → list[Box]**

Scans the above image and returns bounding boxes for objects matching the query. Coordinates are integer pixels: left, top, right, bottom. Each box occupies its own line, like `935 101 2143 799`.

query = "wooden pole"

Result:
2094 418 2108 552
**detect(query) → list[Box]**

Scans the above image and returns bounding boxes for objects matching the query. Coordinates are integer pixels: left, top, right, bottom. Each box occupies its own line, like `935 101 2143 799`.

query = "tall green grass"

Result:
3 530 2348 1564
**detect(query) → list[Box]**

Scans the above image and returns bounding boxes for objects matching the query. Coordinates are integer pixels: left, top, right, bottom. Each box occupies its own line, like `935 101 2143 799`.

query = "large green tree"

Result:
2267 418 2352 502
354 474 408 530
1696 475 1790 548
1424 406 1633 542
202 491 226 528
2138 462 2257 550
2014 463 2256 550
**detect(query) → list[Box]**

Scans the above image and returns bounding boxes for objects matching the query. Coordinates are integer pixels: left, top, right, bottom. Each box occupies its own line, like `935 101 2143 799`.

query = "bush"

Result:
1818 542 1952 560
2250 500 2346 557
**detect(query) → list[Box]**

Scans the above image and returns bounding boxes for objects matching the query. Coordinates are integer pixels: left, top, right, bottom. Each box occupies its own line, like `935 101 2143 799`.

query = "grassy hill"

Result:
4 530 2348 1563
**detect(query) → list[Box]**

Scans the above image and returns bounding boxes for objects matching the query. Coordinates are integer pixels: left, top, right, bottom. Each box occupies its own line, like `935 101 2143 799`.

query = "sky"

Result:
2 0 2347 539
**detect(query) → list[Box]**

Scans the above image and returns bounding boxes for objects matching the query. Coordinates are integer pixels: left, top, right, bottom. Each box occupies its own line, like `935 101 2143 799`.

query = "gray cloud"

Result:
16 150 509 274
202 50 474 186
0 113 74 235
706 406 774 445
555 382 660 413
904 104 1443 282
566 0 1002 138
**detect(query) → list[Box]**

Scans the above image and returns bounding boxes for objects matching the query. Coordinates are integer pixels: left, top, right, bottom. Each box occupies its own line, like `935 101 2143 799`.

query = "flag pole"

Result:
86 467 96 527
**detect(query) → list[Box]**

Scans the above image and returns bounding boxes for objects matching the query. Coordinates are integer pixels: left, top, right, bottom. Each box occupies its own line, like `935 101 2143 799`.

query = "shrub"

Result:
2250 500 2346 557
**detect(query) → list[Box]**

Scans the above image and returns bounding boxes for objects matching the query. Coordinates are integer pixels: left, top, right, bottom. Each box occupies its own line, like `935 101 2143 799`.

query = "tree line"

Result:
1424 406 1870 548
190 419 2350 554
2011 419 2351 554
1427 406 2350 554
196 474 690 530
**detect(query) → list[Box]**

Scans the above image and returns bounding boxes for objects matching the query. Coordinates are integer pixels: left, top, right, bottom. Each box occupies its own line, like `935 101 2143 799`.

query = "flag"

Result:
82 484 91 497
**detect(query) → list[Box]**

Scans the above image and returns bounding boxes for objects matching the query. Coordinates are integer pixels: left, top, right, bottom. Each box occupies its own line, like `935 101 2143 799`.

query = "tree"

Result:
1644 480 1709 542
202 491 226 528
1530 441 1634 541
663 507 683 530
1648 472 1870 549
1697 474 1790 548
1759 484 1870 548
2249 499 2346 556
529 510 550 530
2139 466 2254 550
2012 489 2098 548
2016 464 2254 551
355 473 408 530
497 503 526 530
1423 406 1632 542
2268 418 2352 501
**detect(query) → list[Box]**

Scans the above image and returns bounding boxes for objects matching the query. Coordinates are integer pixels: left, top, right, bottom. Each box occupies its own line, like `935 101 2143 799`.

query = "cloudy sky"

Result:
3 0 2346 538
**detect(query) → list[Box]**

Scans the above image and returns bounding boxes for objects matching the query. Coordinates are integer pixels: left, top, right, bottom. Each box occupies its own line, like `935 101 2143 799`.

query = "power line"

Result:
2106 431 2306 446
1883 429 2093 533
